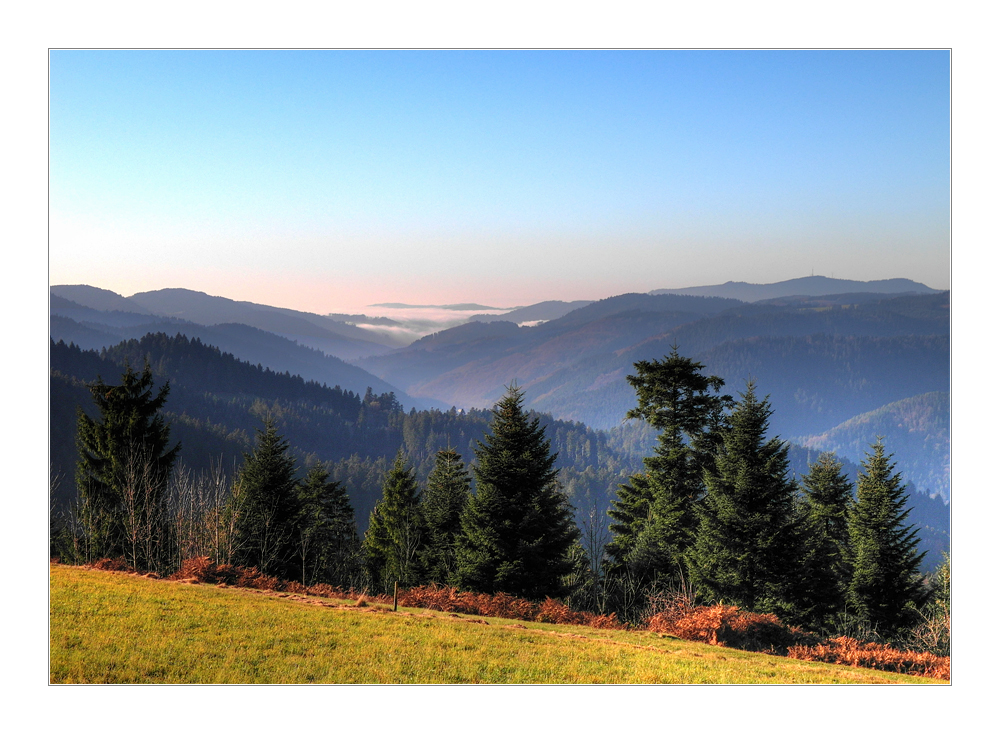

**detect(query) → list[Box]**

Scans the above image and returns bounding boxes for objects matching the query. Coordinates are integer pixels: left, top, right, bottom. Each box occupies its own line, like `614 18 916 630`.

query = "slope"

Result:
362 293 949 435
50 565 937 684
127 287 399 356
50 295 426 409
798 392 950 502
48 335 648 533
360 292 744 401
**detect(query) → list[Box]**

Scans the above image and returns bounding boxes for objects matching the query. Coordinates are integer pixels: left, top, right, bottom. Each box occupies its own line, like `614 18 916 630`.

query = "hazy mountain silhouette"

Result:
49 292 439 411
363 292 947 423
127 288 402 355
650 275 940 302
51 284 155 314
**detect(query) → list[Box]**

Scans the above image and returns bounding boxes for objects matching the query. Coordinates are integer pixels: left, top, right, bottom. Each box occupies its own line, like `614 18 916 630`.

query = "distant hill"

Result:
126 288 403 355
49 295 427 410
50 284 155 314
360 293 742 406
522 333 948 436
650 275 941 302
798 392 950 502
363 292 949 434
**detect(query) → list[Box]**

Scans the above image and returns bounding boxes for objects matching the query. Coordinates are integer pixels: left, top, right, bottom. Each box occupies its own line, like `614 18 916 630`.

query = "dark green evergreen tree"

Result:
454 385 579 600
294 463 361 587
796 453 855 626
229 418 299 578
847 438 927 635
75 361 180 571
362 452 425 593
420 448 471 585
608 347 731 583
688 380 802 617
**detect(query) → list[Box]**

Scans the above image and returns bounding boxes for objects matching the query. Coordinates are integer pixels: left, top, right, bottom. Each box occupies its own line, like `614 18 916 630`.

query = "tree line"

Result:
49 335 648 522
52 348 945 646
604 347 932 637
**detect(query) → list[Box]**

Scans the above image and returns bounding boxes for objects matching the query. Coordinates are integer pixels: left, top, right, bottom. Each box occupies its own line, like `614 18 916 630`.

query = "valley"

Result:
49 276 950 570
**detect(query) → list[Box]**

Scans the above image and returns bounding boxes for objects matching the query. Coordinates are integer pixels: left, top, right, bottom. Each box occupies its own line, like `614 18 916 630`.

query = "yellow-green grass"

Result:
50 565 939 684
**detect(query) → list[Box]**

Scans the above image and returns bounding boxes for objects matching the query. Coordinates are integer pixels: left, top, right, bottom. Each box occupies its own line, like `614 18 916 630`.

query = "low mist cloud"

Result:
343 304 517 344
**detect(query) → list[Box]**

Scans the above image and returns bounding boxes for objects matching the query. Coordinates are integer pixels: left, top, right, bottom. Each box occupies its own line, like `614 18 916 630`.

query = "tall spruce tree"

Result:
420 448 472 585
847 438 927 635
294 463 360 587
363 452 425 593
797 453 855 626
608 347 731 583
75 361 179 571
688 380 802 617
454 385 579 599
229 418 299 578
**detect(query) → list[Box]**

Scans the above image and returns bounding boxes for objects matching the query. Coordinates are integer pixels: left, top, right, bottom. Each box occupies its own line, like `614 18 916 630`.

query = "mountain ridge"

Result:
650 275 941 302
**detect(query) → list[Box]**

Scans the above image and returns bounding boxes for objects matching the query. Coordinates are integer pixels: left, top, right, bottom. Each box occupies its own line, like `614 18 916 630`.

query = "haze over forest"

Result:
50 274 951 572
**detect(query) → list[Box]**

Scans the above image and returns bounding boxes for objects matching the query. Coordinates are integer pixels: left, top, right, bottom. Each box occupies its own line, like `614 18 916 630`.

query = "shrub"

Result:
393 585 624 630
788 636 949 680
91 558 136 573
645 599 814 653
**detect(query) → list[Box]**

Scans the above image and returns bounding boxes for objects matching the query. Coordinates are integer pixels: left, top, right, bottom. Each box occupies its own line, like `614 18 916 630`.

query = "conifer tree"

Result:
229 418 299 578
294 463 360 587
847 438 927 635
689 380 802 617
75 361 179 570
454 385 579 599
797 453 854 625
420 448 471 585
363 452 424 592
608 347 731 583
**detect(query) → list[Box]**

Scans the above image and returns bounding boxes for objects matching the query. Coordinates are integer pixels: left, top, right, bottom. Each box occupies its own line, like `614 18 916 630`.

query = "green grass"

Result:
50 565 940 684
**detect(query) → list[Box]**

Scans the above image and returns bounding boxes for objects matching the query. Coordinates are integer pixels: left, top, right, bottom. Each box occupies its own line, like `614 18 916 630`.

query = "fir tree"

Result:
363 452 424 592
608 347 731 583
229 418 299 578
688 380 802 617
420 448 471 585
454 385 579 599
797 452 854 626
847 438 927 635
294 463 360 587
75 361 179 571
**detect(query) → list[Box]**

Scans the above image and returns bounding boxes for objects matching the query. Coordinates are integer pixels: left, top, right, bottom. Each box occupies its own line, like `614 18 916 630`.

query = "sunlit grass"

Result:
50 565 939 684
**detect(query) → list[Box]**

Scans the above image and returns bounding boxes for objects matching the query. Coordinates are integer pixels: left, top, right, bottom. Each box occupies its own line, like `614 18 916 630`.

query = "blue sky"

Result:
49 50 950 312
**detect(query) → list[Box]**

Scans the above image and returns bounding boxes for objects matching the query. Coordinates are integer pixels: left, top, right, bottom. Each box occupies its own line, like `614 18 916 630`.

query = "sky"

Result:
49 50 951 315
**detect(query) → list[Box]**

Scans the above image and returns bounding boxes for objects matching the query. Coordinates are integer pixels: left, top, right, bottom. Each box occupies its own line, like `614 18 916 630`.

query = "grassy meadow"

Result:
49 564 940 684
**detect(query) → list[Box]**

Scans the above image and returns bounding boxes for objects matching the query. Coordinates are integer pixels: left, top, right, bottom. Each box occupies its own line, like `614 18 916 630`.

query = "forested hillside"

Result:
357 291 949 503
49 335 647 533
50 330 948 570
799 392 950 501
50 294 435 409
361 292 948 430
50 285 400 359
